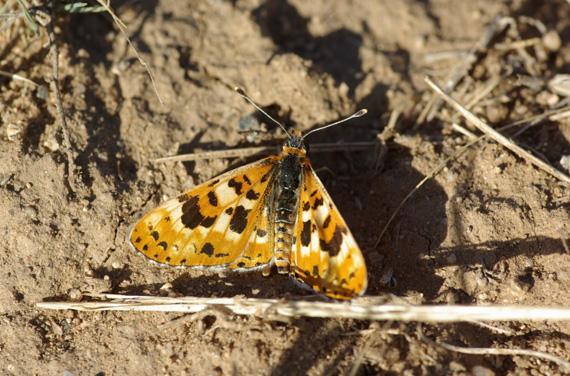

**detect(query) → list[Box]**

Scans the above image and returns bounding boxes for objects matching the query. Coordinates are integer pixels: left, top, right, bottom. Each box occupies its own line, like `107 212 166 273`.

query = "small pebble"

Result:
542 30 561 52
42 136 60 152
471 365 495 376
23 205 38 219
445 253 457 265
6 123 25 141
36 86 49 100
69 289 82 301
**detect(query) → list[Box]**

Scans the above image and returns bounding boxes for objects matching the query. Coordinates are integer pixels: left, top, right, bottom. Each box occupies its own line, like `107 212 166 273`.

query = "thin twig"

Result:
96 0 163 105
46 3 76 192
0 69 39 86
420 15 508 123
348 335 375 376
425 76 570 184
153 142 377 163
374 133 484 248
376 103 570 246
512 96 570 137
417 324 570 372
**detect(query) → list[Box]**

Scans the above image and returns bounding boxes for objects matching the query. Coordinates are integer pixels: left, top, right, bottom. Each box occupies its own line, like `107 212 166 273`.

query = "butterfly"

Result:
128 88 368 300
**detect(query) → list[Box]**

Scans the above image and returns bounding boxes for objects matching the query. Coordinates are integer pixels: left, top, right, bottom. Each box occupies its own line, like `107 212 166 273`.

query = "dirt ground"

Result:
2 0 570 375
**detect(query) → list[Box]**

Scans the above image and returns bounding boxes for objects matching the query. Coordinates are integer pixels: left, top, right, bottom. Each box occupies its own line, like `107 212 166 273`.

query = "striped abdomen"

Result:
273 152 303 273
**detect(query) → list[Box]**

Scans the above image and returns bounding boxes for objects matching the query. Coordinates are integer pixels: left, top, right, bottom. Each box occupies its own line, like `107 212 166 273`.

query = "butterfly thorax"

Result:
273 141 306 274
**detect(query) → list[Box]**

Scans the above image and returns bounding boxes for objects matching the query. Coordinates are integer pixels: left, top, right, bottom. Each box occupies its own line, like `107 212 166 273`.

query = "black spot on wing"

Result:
230 205 251 234
303 201 310 211
228 178 243 195
208 179 220 187
200 242 215 257
312 196 323 209
225 207 234 215
257 229 267 237
323 215 331 229
181 196 204 229
246 189 260 200
208 191 218 207
135 237 141 243
165 256 171 262
243 174 251 185
261 171 271 183
201 215 217 228
237 262 246 267
158 241 168 250
164 216 171 222
178 193 189 202
300 220 311 246
312 265 319 277
150 231 159 241
215 252 230 258
319 225 344 257
310 190 318 197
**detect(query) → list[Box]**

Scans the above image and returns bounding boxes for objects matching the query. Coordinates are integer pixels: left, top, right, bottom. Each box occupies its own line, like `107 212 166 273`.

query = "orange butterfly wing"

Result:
129 156 280 270
290 160 368 300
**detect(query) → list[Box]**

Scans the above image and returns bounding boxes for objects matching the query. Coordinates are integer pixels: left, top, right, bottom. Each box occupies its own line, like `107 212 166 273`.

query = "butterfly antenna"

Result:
235 87 291 137
301 109 368 141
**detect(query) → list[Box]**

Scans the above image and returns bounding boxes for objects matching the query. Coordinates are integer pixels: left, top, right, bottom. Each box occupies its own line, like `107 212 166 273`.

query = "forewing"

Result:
291 161 367 300
129 156 280 269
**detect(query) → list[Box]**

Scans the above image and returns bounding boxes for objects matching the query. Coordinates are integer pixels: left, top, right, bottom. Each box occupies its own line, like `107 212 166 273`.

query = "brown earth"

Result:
2 0 570 375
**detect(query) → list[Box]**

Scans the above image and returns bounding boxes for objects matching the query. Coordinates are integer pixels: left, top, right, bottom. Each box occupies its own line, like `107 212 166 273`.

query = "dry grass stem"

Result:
153 142 377 163
425 75 570 184
95 0 163 105
417 324 570 372
46 9 76 192
0 69 39 86
422 15 508 123
37 293 570 323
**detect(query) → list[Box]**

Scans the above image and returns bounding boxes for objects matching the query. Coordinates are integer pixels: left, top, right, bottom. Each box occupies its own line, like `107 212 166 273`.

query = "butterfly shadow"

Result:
251 0 364 99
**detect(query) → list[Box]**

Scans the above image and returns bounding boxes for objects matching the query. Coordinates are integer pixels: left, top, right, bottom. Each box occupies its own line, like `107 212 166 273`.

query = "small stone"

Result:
77 48 90 58
560 155 570 172
69 289 82 301
511 278 531 293
378 267 393 286
445 253 457 265
6 123 25 141
36 86 49 100
542 30 561 52
471 365 495 376
42 136 60 152
23 205 38 219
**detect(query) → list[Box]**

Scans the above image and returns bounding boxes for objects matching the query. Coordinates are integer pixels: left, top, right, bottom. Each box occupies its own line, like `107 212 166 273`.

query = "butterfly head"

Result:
283 129 307 155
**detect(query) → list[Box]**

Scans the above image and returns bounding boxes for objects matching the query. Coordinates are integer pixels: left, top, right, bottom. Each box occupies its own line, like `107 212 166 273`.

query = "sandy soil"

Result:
2 0 570 375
